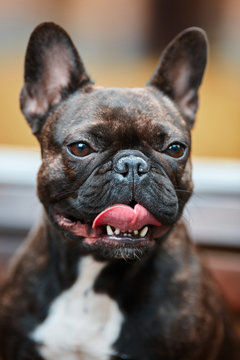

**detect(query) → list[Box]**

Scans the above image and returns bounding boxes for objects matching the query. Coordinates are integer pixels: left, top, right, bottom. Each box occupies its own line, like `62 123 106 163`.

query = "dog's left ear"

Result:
20 22 92 136
148 27 207 129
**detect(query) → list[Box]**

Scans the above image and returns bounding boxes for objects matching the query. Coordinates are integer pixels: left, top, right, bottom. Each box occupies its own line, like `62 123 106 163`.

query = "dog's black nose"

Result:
113 152 150 180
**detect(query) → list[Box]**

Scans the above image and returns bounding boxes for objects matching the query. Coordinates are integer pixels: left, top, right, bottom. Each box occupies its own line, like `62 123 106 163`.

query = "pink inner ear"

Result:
171 59 191 99
178 88 197 121
43 44 73 97
170 59 197 124
23 44 75 118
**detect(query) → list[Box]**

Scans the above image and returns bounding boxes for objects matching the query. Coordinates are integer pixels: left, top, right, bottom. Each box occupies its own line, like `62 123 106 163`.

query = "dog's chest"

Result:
31 257 123 360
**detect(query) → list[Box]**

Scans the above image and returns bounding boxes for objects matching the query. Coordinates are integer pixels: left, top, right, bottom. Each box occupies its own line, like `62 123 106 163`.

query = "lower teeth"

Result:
106 225 114 236
106 226 149 237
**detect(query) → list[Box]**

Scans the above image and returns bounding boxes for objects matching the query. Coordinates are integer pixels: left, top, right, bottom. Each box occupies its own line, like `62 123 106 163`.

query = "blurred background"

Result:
0 0 240 317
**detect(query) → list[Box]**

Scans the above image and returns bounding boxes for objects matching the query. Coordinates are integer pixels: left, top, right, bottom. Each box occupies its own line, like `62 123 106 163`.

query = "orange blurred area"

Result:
0 54 240 158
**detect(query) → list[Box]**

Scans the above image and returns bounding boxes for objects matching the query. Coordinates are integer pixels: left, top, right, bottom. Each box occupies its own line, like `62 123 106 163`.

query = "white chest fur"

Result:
31 256 124 360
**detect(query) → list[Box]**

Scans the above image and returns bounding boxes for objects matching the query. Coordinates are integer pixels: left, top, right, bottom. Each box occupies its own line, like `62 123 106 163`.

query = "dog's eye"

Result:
68 142 92 157
165 143 186 158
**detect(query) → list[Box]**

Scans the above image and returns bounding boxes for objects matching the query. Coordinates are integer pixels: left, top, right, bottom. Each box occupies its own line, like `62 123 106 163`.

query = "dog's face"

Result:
20 23 207 259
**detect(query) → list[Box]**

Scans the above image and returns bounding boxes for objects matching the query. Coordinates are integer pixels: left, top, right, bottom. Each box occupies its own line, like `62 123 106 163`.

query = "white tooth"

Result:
134 230 139 235
140 226 148 237
115 228 120 235
106 225 114 236
128 230 132 233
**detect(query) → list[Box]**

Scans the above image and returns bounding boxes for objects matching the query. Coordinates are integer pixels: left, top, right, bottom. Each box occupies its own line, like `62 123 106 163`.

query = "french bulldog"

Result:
0 22 239 360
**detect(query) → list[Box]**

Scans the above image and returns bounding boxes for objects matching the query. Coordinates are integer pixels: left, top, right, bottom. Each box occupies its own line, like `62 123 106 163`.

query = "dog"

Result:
0 22 239 360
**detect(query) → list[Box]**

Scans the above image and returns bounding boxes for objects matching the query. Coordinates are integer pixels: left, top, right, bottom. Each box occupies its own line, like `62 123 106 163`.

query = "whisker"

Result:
175 188 192 194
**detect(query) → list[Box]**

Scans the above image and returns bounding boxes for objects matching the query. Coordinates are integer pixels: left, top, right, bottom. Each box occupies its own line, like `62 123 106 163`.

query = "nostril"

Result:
138 162 149 175
114 157 130 175
114 155 150 178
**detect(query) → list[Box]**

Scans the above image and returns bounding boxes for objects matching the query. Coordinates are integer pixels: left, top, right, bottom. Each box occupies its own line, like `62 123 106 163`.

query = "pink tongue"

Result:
92 204 161 231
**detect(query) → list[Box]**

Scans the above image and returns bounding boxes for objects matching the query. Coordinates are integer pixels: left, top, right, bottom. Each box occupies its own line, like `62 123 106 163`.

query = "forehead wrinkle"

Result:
92 88 187 145
95 106 154 147
53 86 189 146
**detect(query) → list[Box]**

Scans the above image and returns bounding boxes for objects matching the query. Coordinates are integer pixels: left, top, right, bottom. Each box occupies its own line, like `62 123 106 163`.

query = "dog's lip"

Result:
53 212 98 238
53 210 170 244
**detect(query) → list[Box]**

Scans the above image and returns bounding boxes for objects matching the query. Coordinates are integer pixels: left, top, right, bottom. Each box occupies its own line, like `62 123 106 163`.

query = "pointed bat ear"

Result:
148 27 208 129
20 22 92 137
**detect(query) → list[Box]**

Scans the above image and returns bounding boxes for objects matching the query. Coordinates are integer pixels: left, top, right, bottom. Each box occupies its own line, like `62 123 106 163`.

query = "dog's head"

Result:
20 23 207 259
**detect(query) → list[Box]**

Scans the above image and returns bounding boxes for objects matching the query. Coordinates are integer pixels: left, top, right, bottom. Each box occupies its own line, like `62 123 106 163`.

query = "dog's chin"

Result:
51 208 171 260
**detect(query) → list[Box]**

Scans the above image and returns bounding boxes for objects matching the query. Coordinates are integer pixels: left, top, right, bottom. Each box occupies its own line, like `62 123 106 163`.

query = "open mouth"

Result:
53 204 170 248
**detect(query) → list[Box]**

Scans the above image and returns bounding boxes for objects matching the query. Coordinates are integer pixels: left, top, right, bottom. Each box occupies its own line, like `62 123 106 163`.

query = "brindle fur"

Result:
0 22 239 359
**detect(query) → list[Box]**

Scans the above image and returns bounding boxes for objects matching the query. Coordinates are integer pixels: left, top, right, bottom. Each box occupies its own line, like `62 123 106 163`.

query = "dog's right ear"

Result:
20 22 92 137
